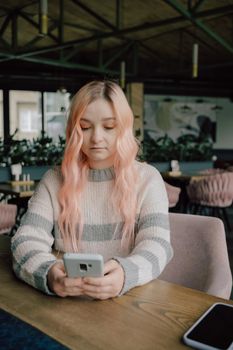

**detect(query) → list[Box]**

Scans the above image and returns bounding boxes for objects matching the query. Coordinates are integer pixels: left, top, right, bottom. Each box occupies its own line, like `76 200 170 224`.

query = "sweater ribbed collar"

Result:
88 167 115 182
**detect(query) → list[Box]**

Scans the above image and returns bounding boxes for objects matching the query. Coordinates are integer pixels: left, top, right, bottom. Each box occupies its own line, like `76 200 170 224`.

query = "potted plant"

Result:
0 130 65 181
142 133 213 172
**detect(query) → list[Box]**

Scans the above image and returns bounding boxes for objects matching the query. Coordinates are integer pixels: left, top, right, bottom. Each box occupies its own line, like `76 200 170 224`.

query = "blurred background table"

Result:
0 181 36 199
162 171 201 212
0 182 37 232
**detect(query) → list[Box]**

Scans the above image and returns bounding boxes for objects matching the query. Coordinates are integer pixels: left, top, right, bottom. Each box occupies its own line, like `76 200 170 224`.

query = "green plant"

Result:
0 130 213 167
0 130 65 167
176 134 213 161
142 133 213 162
28 132 65 166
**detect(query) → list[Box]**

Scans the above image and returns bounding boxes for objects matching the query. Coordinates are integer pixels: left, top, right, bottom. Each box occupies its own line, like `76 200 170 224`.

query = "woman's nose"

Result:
91 127 102 142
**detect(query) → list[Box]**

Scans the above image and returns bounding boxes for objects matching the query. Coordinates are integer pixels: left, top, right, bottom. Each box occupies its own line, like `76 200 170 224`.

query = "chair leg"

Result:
188 203 196 214
9 206 27 237
192 203 197 214
198 205 205 215
204 206 210 216
196 204 202 214
213 206 218 217
221 207 231 233
186 202 191 214
212 207 232 234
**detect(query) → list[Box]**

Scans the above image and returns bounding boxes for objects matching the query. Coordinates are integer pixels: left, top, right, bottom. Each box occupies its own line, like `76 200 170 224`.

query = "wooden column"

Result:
3 89 10 139
126 82 144 143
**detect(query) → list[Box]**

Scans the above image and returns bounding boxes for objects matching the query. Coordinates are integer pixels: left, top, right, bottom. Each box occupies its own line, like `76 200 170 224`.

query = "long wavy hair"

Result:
58 80 139 252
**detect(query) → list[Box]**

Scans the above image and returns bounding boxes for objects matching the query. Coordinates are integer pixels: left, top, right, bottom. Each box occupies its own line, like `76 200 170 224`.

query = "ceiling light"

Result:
180 104 192 111
211 105 223 110
39 0 48 36
192 43 199 78
163 97 173 102
57 86 67 94
120 61 125 90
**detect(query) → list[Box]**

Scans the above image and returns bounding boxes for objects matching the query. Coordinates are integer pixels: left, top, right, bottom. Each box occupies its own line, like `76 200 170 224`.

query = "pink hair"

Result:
58 80 139 252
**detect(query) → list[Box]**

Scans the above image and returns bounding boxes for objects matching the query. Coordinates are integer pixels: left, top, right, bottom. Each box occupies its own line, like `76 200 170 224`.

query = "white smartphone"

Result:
63 253 104 278
183 302 233 350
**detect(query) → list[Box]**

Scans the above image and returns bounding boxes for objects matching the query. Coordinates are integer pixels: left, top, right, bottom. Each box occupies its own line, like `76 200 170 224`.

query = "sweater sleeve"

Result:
11 171 58 295
114 166 173 295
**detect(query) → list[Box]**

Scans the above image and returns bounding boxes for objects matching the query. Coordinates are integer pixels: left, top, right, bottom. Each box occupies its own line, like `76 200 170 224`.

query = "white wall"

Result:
214 98 233 149
0 91 3 138
144 94 233 150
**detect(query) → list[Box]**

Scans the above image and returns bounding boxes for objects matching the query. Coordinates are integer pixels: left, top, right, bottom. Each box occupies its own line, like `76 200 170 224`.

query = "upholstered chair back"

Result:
198 168 225 175
164 182 181 208
159 213 232 299
0 203 17 235
187 172 233 207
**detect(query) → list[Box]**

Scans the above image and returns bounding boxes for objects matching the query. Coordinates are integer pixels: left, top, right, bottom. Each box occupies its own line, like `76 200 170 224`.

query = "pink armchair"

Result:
159 213 232 299
186 172 233 231
0 203 17 235
164 182 181 208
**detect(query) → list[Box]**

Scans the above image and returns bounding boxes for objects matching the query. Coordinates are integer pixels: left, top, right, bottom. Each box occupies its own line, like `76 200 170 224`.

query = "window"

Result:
0 90 3 138
44 91 70 142
18 103 38 132
10 91 41 140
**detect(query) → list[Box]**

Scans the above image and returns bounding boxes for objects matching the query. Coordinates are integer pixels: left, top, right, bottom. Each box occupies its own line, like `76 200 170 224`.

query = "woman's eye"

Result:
81 126 90 130
104 125 115 130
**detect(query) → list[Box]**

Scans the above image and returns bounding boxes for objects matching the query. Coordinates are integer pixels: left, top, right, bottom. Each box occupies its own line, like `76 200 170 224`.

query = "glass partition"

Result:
44 91 70 142
0 90 3 138
9 91 42 140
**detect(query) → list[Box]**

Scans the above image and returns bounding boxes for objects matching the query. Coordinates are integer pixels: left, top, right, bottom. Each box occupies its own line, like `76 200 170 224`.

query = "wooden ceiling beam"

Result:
165 0 233 54
0 1 38 14
59 0 64 44
11 12 17 50
184 28 218 53
14 55 127 75
116 0 123 30
13 4 233 56
0 14 11 38
62 42 87 62
17 22 58 53
132 41 139 75
0 38 10 50
97 39 103 67
103 41 134 68
71 0 116 31
139 42 162 62
19 10 58 43
1 3 233 60
0 17 198 58
191 0 206 14
61 20 97 33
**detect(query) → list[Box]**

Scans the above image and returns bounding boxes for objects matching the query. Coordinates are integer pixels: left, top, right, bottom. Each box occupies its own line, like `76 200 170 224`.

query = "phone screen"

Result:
184 303 233 349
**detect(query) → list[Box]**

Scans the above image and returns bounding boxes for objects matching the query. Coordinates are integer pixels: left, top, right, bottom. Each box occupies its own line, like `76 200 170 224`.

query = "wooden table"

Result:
0 182 37 225
1 237 232 350
0 182 36 199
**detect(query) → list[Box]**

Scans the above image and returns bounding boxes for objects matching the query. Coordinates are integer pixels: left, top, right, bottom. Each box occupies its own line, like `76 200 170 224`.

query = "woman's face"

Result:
80 98 118 169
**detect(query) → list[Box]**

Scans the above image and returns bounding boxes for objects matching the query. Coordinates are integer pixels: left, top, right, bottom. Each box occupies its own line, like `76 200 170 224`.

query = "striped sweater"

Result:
11 161 173 295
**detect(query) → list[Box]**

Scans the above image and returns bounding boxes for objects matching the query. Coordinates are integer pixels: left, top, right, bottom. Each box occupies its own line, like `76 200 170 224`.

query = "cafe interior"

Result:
1 1 233 349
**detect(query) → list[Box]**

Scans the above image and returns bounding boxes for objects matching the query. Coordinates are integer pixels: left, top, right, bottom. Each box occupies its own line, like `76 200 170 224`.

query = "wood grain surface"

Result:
0 240 232 350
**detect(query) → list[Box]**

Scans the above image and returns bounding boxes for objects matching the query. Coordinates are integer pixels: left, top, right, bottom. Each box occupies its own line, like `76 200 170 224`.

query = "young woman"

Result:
11 80 173 300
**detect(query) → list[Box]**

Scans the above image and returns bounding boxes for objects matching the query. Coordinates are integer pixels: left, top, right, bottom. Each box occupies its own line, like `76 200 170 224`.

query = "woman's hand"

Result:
47 261 84 297
82 259 125 300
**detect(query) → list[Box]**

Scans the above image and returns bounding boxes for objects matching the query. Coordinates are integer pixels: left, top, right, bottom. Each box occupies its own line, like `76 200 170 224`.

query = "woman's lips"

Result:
90 147 106 151
90 147 105 149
